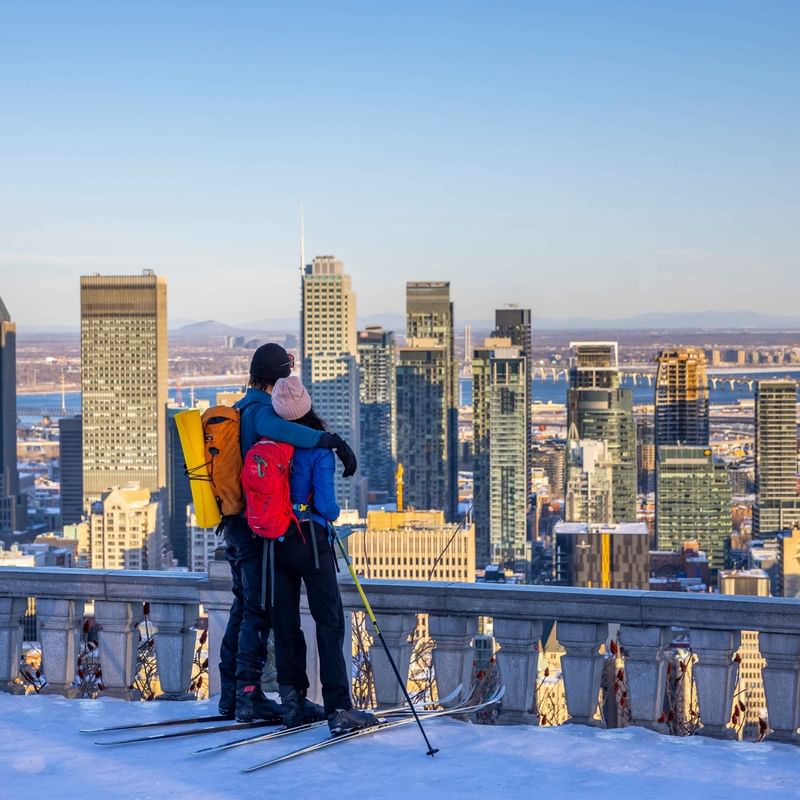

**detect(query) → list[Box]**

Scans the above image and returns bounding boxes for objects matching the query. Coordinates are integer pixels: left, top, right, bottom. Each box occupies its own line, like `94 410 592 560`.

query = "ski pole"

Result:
331 526 438 757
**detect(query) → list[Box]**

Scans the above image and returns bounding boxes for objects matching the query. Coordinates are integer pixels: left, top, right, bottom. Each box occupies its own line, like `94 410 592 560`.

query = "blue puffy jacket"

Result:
290 447 340 528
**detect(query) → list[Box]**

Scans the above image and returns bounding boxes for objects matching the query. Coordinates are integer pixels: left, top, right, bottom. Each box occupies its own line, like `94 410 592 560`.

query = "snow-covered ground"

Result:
2 693 798 800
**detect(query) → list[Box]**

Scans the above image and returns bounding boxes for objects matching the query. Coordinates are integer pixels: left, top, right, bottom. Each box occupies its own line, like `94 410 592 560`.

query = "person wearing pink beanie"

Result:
269 376 378 735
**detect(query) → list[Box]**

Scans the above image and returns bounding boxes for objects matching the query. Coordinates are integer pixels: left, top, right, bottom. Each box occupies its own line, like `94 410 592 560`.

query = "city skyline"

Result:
2 3 799 327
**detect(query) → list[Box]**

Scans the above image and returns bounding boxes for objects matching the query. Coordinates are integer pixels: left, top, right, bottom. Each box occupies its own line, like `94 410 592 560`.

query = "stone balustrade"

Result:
2 564 800 744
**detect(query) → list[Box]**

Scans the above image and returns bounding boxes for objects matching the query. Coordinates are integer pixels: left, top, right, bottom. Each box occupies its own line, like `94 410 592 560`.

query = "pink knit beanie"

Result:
271 376 312 421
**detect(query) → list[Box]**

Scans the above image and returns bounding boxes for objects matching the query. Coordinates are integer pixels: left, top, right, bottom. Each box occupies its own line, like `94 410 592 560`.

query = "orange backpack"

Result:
201 406 245 517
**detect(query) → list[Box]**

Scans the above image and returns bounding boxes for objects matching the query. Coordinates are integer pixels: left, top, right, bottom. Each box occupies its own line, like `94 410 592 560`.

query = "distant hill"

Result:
532 311 800 330
170 320 250 339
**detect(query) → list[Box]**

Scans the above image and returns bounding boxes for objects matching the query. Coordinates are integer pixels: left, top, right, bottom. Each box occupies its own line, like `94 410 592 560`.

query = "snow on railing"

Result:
2 564 800 744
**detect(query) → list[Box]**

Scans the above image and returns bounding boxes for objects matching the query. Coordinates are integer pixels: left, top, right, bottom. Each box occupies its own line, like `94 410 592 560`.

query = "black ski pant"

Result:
219 516 271 685
271 521 352 715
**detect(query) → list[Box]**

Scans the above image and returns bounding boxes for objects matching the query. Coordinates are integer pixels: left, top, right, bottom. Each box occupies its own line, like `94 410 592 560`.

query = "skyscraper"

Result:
566 342 636 523
0 296 26 533
165 407 192 566
564 437 614 525
396 343 448 512
357 326 396 502
58 415 83 525
493 307 533 498
301 256 363 512
554 521 649 589
655 348 710 446
80 271 168 504
753 380 800 535
405 282 458 520
656 445 731 569
472 338 529 572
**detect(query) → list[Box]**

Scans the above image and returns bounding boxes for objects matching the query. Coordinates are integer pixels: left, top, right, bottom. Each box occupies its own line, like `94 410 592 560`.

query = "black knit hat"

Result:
249 343 293 385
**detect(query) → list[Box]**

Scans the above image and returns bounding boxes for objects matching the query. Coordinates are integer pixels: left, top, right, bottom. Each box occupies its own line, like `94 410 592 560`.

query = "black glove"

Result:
318 432 358 478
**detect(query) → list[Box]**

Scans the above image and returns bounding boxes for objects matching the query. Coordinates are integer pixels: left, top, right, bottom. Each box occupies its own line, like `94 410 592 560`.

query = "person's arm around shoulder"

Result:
253 405 322 449
311 448 341 522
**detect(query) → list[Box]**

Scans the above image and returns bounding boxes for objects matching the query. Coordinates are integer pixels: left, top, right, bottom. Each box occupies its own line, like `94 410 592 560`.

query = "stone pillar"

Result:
94 600 138 699
300 589 321 705
150 602 199 700
493 618 541 724
558 621 608 726
760 632 800 743
367 612 416 707
37 598 82 697
429 614 476 705
619 625 671 730
0 597 26 693
689 628 740 739
200 560 235 698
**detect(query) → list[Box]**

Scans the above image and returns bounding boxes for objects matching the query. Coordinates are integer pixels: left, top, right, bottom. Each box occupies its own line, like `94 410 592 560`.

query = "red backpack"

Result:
240 439 300 539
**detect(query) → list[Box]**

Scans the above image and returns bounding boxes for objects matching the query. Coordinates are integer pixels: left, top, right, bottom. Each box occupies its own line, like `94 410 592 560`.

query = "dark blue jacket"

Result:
290 447 340 527
235 388 323 456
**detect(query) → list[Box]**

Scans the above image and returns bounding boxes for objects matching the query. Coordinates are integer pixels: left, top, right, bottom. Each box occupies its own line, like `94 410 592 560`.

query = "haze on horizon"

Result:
1 1 798 329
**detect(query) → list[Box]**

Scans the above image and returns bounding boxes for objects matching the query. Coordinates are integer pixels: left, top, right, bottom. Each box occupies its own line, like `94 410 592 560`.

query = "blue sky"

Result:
1 1 798 328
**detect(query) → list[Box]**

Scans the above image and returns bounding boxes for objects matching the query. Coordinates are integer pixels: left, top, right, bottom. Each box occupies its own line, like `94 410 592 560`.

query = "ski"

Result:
94 715 283 746
242 687 505 774
193 684 465 755
81 713 235 734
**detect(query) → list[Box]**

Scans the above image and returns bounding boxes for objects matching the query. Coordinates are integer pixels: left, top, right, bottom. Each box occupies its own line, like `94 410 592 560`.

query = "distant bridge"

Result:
18 407 80 418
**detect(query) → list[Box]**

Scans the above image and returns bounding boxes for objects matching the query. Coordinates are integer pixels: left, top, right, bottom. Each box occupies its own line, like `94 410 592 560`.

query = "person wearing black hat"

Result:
219 343 358 723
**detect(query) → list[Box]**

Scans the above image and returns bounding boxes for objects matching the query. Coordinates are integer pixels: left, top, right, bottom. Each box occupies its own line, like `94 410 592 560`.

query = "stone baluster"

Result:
619 625 671 730
149 602 200 700
429 614 477 705
759 632 800 743
558 622 608 726
689 628 740 738
200 560 235 698
0 597 26 693
94 600 138 699
37 598 83 697
367 612 416 707
493 618 542 724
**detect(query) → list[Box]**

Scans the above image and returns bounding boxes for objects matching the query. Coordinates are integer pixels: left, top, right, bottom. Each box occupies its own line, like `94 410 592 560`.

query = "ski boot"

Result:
279 685 326 728
218 680 237 718
235 681 283 723
327 707 379 735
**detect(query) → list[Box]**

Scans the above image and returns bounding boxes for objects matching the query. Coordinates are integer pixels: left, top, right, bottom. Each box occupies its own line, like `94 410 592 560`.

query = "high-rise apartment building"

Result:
396 343 448 512
554 521 649 589
753 380 800 535
357 326 396 502
187 505 219 572
565 437 614 525
0 297 26 532
655 348 710 446
566 342 636 523
405 282 458 520
88 483 165 570
656 445 731 569
493 308 533 497
636 417 656 494
472 338 529 572
165 407 192 567
58 415 83 525
301 256 363 512
80 271 168 504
